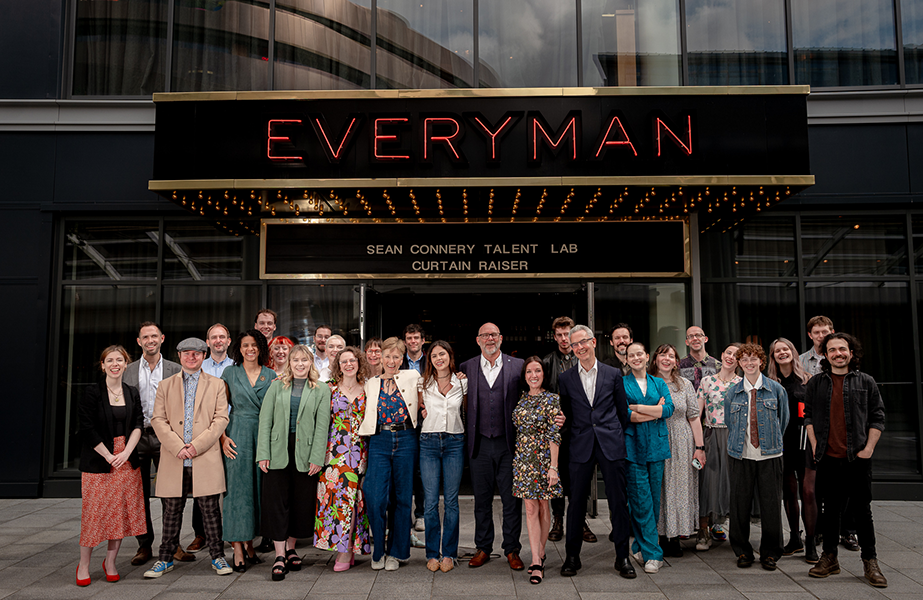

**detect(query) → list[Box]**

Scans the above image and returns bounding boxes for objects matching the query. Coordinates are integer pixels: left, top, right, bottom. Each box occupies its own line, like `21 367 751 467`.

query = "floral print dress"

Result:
314 385 371 554
512 390 563 500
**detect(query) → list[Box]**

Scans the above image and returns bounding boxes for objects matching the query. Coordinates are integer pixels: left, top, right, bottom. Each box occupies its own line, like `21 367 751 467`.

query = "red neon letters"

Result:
472 115 514 161
267 119 303 161
656 115 693 156
374 118 410 161
314 117 358 161
531 115 578 161
423 118 462 160
595 116 637 158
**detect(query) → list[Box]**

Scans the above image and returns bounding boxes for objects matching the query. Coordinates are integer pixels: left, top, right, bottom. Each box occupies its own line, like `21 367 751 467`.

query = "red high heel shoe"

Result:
76 566 91 587
102 561 120 582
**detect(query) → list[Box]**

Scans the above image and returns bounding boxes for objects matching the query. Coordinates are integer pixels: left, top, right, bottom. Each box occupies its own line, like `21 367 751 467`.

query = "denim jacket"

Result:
803 369 886 463
724 376 790 460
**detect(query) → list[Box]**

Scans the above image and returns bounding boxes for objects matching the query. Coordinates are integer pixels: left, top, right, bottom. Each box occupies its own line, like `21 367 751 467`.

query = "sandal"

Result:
285 548 302 571
231 556 247 573
271 556 288 581
529 563 544 584
246 551 264 565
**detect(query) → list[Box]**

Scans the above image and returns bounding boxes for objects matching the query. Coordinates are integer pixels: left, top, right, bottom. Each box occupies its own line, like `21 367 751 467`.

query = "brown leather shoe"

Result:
131 546 152 566
548 516 563 542
809 552 840 578
468 549 490 568
186 535 206 553
174 545 196 562
582 521 598 543
863 558 888 588
507 552 525 571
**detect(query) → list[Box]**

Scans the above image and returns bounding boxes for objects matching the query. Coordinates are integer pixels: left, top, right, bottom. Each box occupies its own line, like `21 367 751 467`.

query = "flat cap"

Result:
176 337 207 353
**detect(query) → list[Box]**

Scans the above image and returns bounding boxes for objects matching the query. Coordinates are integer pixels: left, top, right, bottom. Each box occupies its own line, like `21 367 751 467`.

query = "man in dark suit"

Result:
123 321 183 566
460 322 525 571
558 324 635 579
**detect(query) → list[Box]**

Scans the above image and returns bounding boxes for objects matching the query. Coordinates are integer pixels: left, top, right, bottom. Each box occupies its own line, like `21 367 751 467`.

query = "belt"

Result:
378 421 414 432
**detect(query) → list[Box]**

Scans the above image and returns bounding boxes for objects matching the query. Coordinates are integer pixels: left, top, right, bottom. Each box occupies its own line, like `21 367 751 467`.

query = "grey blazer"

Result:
123 356 181 392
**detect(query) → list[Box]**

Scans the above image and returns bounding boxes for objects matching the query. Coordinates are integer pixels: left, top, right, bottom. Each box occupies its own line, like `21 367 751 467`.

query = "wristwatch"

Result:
695 445 705 451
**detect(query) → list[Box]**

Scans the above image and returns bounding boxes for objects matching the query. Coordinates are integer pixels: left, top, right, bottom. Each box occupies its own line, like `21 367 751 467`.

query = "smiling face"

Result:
738 353 762 377
240 336 260 365
207 326 229 356
137 325 164 359
825 337 853 374
655 347 677 376
271 343 291 367
314 327 331 353
524 360 544 391
102 351 127 380
772 341 793 367
430 346 450 374
404 332 423 356
721 345 740 370
476 323 502 358
326 337 345 362
337 350 359 380
626 343 649 373
180 350 205 374
255 313 276 341
365 343 382 366
610 328 632 357
289 349 311 379
554 326 572 354
685 326 707 352
382 347 403 376
570 328 597 364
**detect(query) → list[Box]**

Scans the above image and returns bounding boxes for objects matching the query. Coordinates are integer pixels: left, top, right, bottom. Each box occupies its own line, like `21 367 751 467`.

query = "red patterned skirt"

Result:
80 436 147 547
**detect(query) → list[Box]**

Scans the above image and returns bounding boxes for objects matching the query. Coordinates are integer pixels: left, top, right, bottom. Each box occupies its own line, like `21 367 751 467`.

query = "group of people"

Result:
75 310 888 589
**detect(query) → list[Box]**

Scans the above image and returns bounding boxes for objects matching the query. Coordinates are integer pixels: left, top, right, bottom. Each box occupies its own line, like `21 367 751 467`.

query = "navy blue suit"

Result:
558 360 631 559
460 353 524 556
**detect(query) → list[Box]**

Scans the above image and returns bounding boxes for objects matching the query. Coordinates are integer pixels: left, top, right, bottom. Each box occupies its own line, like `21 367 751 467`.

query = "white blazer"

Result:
358 369 422 435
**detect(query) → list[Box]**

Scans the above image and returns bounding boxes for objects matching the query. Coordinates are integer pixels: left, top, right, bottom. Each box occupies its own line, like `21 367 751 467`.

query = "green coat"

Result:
256 378 331 471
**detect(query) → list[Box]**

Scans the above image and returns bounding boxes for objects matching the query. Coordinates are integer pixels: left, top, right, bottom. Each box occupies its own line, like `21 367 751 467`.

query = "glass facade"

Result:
69 0 923 95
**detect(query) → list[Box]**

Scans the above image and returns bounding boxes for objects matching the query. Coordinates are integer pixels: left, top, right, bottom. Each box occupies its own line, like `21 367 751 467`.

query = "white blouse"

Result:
421 374 468 434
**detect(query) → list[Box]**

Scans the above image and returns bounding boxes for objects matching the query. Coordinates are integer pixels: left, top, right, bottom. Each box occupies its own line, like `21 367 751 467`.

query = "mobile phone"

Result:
692 457 703 470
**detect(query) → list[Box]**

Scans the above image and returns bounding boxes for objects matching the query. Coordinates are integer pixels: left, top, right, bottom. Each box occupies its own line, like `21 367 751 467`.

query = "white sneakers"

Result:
371 556 386 570
414 517 425 531
385 556 400 571
644 560 663 574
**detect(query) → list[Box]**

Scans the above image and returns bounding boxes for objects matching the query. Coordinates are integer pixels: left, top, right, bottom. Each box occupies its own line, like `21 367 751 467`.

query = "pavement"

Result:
2 497 923 599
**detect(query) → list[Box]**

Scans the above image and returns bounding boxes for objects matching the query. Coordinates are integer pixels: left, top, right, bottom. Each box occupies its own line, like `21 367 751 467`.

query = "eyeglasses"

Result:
477 332 501 340
571 338 594 348
686 333 707 340
339 358 358 365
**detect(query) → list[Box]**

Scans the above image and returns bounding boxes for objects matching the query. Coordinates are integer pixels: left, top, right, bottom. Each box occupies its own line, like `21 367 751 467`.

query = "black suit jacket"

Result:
79 382 143 473
459 353 524 458
558 360 628 463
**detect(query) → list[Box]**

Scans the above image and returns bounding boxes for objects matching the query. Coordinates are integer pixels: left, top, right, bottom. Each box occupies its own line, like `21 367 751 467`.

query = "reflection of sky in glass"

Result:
581 0 679 87
478 0 577 87
685 0 785 52
792 0 895 51
377 0 473 63
905 0 923 47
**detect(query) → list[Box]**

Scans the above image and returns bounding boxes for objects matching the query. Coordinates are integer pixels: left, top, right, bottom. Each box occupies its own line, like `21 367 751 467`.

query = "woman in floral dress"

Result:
314 346 371 571
694 342 742 551
512 357 562 585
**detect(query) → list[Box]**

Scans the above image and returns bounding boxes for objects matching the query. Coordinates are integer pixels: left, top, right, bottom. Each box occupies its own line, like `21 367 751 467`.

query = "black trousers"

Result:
470 434 521 556
136 430 162 550
565 438 629 560
728 456 783 561
816 455 877 559
261 432 318 542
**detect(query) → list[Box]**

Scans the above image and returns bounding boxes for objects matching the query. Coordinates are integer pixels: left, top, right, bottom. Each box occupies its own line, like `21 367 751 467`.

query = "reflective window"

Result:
594 282 688 363
913 215 923 275
792 0 898 87
478 0 577 87
685 0 787 85
163 285 262 339
801 217 907 277
53 285 157 471
702 282 800 349
171 0 270 92
903 0 923 84
73 0 167 95
163 221 245 280
376 0 474 89
63 221 160 281
274 0 373 90
700 216 796 278
582 0 680 86
806 281 917 478
268 284 362 348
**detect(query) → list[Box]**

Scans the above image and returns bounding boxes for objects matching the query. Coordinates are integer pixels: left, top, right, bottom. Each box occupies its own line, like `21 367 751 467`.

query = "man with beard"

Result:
460 323 525 571
312 325 333 376
679 326 719 391
603 324 633 375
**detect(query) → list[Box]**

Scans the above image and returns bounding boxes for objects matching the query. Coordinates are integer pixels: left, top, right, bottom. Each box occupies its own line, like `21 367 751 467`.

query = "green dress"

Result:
222 364 276 542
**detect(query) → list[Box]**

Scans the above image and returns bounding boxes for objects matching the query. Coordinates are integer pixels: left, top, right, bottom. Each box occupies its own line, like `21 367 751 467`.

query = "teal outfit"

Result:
624 373 675 563
221 364 275 542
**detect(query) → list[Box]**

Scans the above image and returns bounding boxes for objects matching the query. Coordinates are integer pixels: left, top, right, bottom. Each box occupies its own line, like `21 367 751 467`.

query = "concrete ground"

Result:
1 497 922 599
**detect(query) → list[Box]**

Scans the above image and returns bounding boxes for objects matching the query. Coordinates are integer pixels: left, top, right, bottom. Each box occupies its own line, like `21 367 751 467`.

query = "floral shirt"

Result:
377 387 408 425
696 373 741 427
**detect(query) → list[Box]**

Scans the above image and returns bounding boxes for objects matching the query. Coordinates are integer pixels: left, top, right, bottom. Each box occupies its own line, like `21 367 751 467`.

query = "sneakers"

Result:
143 560 174 578
211 557 233 575
414 517 425 531
809 552 841 578
385 556 400 571
696 528 712 551
863 557 888 588
371 556 386 570
711 523 727 541
410 531 426 548
644 559 663 574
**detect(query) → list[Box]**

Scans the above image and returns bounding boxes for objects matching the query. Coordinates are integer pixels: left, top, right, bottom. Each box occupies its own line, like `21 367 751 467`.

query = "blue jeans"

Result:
365 428 418 561
627 460 665 562
419 432 465 560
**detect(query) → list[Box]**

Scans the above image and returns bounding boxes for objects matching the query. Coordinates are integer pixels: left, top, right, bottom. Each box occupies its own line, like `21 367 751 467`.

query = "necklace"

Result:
107 385 124 402
717 372 735 384
436 374 451 380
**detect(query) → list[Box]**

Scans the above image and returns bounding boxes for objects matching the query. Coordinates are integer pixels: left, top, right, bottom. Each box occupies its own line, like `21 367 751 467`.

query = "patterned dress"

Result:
696 373 742 521
512 390 563 500
658 376 700 538
314 385 371 554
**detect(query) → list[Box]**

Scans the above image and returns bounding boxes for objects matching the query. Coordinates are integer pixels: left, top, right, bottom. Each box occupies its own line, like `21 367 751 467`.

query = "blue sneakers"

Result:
212 556 233 575
143 560 174 578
